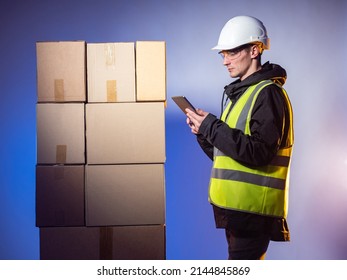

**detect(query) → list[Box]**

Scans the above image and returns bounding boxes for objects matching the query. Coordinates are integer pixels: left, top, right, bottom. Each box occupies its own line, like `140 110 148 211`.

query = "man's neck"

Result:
240 62 262 81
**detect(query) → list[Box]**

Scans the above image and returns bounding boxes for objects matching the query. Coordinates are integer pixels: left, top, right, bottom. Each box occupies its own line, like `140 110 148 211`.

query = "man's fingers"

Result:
186 109 199 121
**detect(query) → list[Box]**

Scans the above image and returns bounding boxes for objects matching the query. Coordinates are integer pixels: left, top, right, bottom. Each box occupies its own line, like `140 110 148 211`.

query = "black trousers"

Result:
225 229 271 260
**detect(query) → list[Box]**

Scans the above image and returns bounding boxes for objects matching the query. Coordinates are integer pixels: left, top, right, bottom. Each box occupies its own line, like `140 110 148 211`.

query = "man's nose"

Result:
223 56 230 66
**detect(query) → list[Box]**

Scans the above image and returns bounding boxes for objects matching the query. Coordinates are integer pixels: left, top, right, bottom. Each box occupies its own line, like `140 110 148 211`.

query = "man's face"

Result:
219 44 256 81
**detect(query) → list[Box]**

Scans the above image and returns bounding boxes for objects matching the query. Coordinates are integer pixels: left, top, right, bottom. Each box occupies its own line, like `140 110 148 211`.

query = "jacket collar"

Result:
224 62 287 99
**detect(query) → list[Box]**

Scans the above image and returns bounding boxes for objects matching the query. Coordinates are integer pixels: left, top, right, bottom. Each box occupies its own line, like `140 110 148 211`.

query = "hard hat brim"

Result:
211 39 270 51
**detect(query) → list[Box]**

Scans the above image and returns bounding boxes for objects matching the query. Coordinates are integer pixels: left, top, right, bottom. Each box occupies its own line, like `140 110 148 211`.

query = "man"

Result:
185 15 294 260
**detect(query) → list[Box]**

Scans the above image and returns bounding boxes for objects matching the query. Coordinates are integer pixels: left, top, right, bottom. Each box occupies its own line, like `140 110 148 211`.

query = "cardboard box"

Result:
111 225 166 260
40 225 166 260
86 102 165 164
37 103 85 164
36 165 85 227
85 164 165 226
36 41 86 102
40 226 100 260
136 41 166 101
87 42 136 102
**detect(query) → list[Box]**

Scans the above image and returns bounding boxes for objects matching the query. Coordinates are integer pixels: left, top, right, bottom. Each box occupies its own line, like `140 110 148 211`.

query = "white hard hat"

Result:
212 15 270 51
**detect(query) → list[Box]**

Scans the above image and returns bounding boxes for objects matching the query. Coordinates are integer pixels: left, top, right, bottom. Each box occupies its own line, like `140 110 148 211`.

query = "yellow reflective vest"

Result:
209 80 294 218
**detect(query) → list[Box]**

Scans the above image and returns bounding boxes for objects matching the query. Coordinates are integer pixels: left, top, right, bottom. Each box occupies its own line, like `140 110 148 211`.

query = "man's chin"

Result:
228 70 237 78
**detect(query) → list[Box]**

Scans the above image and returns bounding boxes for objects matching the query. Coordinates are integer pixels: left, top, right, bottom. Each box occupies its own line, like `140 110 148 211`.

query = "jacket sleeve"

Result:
198 85 286 167
196 134 214 160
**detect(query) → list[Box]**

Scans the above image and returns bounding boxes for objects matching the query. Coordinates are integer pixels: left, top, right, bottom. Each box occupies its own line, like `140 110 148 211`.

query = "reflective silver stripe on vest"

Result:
214 148 290 167
211 168 286 190
269 155 290 167
235 80 272 130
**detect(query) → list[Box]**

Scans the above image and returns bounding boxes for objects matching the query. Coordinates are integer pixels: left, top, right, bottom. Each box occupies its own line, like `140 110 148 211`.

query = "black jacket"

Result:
197 62 291 241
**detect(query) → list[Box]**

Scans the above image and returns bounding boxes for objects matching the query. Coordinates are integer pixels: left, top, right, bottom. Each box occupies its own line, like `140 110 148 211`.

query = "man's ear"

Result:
250 44 261 59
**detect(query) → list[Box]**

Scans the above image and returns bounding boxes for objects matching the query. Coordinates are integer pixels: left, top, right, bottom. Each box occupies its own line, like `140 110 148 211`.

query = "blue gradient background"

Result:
1 0 347 260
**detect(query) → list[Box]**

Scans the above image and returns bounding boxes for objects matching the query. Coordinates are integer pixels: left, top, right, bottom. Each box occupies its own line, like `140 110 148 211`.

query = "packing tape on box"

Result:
106 80 117 102
56 145 67 164
99 227 113 260
54 79 65 101
104 44 116 67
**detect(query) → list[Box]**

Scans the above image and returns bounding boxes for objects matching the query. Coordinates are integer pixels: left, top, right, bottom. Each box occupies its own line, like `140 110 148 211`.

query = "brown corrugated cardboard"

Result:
136 41 166 101
36 103 85 164
40 226 100 260
85 164 165 226
111 225 166 260
86 102 165 164
36 165 85 227
36 41 86 102
40 225 165 260
87 42 136 102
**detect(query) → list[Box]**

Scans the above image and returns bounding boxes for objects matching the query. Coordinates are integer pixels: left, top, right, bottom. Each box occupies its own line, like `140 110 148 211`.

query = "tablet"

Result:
171 96 196 114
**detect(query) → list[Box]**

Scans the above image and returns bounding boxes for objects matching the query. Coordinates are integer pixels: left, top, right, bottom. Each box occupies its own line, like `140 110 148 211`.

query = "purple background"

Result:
1 0 347 259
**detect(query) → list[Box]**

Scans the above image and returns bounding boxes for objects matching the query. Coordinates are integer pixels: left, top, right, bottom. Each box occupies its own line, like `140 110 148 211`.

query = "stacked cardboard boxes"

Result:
36 41 166 260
